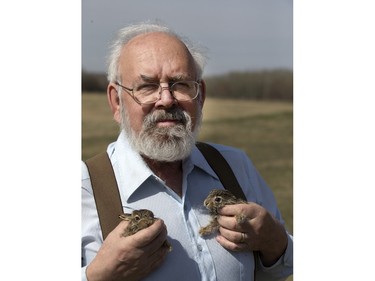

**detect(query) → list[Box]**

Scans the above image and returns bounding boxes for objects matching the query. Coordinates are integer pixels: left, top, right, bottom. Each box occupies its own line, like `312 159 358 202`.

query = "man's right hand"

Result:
86 218 169 281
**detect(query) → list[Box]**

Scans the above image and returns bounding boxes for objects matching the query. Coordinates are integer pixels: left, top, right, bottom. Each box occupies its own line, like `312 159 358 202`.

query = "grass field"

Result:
82 93 293 279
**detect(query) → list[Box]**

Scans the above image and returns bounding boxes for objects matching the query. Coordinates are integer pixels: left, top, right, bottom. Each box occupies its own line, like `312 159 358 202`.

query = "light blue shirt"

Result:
81 132 293 280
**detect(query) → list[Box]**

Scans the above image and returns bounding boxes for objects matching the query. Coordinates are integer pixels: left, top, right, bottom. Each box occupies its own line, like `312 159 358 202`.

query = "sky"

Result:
82 0 293 76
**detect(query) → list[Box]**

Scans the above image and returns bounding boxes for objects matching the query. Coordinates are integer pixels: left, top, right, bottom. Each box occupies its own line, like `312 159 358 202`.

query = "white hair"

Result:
106 21 208 83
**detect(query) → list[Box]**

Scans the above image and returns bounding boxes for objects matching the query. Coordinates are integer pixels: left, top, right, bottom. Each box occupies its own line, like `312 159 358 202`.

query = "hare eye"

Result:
214 197 222 203
134 215 141 221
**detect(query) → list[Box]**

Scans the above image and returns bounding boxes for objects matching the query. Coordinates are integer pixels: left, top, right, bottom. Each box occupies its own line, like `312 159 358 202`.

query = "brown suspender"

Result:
85 152 123 239
196 142 246 200
85 142 246 240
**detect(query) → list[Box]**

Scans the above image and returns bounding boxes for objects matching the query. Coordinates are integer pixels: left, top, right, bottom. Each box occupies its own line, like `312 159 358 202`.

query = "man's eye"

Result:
174 81 192 90
137 84 159 92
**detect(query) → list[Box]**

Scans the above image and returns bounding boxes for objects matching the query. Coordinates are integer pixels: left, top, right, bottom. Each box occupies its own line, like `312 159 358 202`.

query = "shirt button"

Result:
197 244 203 251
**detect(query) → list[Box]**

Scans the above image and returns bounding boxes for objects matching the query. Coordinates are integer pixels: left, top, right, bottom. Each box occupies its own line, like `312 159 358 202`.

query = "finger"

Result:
217 215 249 232
215 233 250 252
134 247 168 279
120 244 169 280
218 203 247 216
219 227 247 244
219 202 260 219
141 223 169 256
126 219 166 248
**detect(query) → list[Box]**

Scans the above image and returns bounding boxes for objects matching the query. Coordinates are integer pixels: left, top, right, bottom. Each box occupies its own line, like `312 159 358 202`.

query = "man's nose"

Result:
156 86 177 107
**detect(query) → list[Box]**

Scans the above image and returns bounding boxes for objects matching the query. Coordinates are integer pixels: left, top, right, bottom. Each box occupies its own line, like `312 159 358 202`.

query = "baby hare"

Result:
119 209 172 251
199 189 247 237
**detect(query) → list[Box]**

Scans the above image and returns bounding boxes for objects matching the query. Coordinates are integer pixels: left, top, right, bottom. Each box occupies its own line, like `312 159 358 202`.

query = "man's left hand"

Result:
216 202 288 266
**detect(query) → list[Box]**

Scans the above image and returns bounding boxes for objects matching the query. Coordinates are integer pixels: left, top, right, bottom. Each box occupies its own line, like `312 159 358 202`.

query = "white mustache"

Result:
145 109 187 126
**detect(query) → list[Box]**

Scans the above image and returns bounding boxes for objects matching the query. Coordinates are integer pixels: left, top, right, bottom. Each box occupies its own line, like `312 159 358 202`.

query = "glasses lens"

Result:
134 83 160 104
172 81 199 101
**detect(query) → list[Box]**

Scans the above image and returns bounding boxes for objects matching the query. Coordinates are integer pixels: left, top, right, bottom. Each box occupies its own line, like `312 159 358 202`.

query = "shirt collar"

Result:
108 131 220 203
108 131 154 204
189 145 220 180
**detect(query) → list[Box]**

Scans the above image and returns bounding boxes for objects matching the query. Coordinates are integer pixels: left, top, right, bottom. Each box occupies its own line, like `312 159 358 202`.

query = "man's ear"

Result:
199 80 206 107
107 83 121 123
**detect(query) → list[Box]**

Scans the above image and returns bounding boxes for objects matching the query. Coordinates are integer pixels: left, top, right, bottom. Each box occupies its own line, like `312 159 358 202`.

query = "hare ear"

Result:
119 213 131 221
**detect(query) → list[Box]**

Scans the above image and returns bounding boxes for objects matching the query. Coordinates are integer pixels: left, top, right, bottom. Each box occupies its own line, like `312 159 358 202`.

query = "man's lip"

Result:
156 119 181 127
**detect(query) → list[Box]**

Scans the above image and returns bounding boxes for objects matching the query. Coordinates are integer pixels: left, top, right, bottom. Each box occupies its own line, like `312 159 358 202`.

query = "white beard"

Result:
120 101 202 162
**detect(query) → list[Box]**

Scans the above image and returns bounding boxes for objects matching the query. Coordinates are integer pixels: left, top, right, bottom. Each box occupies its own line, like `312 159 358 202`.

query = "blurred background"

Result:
82 3 293 279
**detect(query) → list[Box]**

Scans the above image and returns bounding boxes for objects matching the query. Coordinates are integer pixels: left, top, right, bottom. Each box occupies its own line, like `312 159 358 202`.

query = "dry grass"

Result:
82 93 119 158
203 98 292 121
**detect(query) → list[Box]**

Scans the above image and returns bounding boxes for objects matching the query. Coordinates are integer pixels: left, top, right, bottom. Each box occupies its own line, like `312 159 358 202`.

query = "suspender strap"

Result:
85 152 123 240
196 142 246 201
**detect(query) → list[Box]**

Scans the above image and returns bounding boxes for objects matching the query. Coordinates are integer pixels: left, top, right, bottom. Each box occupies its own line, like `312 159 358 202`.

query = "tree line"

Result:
82 69 293 101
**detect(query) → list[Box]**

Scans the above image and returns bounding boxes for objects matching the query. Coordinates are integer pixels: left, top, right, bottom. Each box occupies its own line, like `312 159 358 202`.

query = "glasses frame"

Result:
115 80 201 105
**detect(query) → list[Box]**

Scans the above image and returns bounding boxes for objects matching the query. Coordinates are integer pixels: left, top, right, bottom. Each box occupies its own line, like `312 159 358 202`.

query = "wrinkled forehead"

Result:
119 32 197 79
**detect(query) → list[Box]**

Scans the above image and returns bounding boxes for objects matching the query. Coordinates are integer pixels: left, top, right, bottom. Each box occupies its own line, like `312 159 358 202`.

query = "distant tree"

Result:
82 70 107 92
204 69 293 101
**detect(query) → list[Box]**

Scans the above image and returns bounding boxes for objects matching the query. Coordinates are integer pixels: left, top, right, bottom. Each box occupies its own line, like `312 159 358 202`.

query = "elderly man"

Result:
82 22 293 281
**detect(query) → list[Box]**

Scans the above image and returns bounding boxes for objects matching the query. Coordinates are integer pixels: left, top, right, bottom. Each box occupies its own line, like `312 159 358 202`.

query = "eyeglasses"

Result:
115 80 201 105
